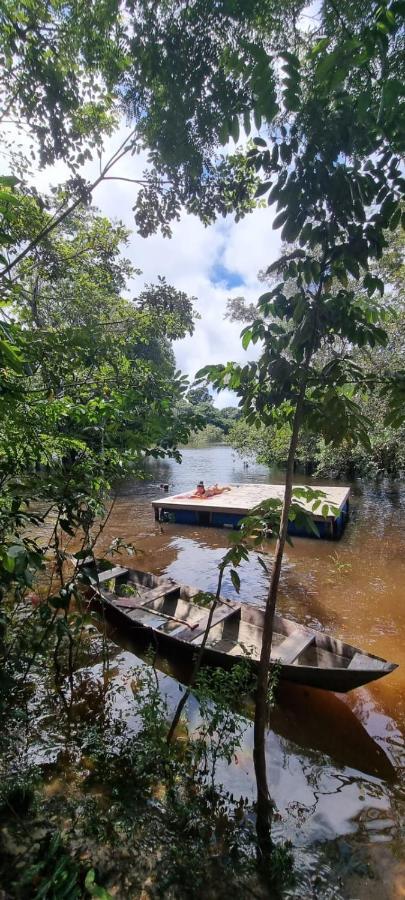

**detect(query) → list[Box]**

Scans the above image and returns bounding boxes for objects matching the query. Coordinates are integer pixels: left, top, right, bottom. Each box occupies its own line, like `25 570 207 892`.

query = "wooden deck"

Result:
152 483 350 539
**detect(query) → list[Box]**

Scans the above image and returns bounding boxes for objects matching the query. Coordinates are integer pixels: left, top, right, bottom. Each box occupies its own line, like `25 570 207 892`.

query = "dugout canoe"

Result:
88 564 397 693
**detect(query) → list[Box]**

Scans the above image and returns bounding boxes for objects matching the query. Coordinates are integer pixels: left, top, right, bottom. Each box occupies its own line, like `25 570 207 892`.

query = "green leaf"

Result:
1 553 15 573
230 569 241 593
303 260 313 284
389 206 401 230
218 121 229 145
272 209 289 230
241 328 252 350
311 260 321 281
0 189 20 206
281 216 303 243
7 544 25 559
0 175 20 187
255 180 272 198
60 519 76 536
230 115 240 143
279 142 292 164
253 108 262 131
0 338 24 372
309 37 331 58
85 869 112 899
257 555 269 573
258 290 277 306
345 257 360 280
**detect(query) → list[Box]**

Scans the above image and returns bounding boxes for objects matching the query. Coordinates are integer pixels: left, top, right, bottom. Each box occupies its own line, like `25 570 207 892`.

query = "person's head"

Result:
196 481 205 494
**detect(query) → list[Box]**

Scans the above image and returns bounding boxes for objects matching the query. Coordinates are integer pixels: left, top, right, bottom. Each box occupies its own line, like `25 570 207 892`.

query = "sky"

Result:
96 132 281 407
21 125 282 408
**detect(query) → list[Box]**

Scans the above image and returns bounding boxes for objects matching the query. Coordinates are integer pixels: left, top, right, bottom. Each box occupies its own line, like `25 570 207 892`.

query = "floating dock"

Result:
152 483 350 539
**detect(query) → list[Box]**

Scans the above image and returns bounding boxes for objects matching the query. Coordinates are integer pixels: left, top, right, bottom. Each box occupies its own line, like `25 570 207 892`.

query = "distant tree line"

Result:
179 384 241 446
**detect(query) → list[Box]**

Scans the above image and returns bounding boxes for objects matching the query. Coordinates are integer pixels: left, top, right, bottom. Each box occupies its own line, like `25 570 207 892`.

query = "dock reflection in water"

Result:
93 446 405 898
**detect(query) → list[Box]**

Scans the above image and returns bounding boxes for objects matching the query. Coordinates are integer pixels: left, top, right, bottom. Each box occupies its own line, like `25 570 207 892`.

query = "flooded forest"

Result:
0 1 404 898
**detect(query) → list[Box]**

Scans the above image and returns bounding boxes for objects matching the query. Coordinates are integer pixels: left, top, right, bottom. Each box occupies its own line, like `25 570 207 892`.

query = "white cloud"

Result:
91 130 279 402
5 122 280 407
222 206 281 286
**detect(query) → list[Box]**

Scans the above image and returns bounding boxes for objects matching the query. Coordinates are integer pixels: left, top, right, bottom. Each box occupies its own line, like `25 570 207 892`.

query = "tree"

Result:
226 418 318 471
0 0 124 168
186 423 225 446
136 276 199 339
0 203 200 658
226 227 405 477
182 385 241 440
196 0 404 865
187 384 212 406
1 0 404 885
1 0 280 283
11 206 135 328
315 223 405 477
225 296 259 323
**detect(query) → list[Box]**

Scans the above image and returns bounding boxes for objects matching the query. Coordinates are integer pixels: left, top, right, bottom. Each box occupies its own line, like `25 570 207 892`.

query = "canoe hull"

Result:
91 579 397 693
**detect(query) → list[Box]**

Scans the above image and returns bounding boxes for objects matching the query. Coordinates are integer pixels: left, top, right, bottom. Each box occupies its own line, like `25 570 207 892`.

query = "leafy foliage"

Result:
0 0 404 891
0 651 284 899
0 202 201 676
226 225 405 477
0 0 123 167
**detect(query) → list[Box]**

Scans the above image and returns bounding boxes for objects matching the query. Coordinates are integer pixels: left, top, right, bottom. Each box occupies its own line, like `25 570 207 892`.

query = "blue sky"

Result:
210 263 245 289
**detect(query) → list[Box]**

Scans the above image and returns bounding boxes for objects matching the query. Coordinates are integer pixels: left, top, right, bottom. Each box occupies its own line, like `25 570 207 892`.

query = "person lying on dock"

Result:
181 483 232 500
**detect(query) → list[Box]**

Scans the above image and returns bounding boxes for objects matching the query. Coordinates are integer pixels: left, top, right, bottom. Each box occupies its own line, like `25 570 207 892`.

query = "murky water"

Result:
91 446 405 897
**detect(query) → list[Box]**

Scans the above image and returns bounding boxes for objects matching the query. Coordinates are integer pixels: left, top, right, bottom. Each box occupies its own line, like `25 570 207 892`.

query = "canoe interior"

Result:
92 564 397 692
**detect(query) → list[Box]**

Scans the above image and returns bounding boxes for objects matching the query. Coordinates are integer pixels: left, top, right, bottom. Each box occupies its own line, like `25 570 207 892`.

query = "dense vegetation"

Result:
0 0 404 896
180 384 240 446
225 228 405 478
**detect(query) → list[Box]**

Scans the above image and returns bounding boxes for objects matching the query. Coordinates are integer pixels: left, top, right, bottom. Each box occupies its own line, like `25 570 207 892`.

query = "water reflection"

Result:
91 446 405 897
73 649 403 894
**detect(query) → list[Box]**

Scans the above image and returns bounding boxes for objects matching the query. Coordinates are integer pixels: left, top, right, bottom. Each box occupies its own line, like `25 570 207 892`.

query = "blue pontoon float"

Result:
152 483 350 540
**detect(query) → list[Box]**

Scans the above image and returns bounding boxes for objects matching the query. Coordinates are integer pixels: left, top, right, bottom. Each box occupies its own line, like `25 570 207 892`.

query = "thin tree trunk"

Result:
253 263 326 867
0 130 139 280
253 379 307 860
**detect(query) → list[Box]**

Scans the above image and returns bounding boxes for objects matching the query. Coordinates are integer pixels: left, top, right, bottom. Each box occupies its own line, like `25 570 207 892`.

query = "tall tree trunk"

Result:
253 381 307 861
253 265 325 868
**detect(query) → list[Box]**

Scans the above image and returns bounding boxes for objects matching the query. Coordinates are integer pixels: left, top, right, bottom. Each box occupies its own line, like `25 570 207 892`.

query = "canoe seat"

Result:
94 566 128 583
177 604 241 643
126 607 168 629
348 652 383 671
106 582 180 610
133 582 180 604
272 631 314 665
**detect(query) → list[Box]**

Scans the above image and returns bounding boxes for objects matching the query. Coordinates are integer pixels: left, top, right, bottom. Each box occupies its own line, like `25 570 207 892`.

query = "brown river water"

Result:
90 446 404 898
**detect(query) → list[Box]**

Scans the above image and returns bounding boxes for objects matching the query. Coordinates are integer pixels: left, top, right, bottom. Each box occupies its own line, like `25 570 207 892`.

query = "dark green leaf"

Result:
230 569 241 593
255 181 272 198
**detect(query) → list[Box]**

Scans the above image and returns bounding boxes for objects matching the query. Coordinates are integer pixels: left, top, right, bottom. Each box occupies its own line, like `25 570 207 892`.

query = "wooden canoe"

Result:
88 564 398 693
